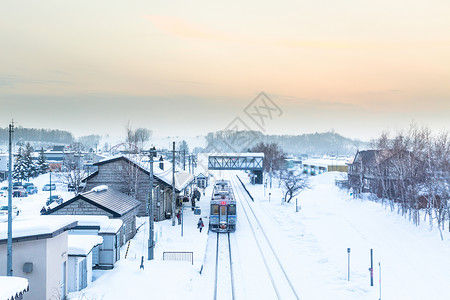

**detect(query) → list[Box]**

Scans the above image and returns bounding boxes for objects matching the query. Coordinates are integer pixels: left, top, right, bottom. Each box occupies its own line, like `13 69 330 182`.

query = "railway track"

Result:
213 232 235 300
229 173 300 300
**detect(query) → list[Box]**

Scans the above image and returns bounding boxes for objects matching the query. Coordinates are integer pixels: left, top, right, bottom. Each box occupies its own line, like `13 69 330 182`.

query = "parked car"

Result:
0 205 21 218
42 184 56 191
23 183 34 189
12 186 27 197
46 195 63 206
26 186 38 195
68 182 86 192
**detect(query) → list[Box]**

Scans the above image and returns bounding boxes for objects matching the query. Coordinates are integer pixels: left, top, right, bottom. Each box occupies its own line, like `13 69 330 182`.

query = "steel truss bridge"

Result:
208 153 264 171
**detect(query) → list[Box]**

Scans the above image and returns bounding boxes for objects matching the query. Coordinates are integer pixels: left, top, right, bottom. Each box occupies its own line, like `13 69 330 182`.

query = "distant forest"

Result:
0 126 74 144
0 127 103 150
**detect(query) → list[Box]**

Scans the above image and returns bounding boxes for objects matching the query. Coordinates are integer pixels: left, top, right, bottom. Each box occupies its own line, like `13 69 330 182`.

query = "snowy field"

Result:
4 171 450 299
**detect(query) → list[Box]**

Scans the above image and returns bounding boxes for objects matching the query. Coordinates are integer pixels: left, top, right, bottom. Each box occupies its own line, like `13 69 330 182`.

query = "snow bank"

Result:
91 185 108 193
0 276 28 299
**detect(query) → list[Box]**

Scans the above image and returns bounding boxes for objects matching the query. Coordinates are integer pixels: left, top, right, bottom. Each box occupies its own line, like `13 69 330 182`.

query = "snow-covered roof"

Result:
50 215 123 234
0 216 77 242
96 155 195 191
68 235 103 256
0 276 29 300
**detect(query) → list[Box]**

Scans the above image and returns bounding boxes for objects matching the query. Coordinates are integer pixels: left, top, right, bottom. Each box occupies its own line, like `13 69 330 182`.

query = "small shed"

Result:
196 173 209 189
45 185 140 244
0 276 29 300
68 235 103 293
67 215 123 270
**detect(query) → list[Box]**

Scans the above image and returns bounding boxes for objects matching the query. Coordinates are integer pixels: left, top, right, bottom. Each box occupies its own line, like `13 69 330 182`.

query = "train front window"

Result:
228 205 236 215
211 204 219 215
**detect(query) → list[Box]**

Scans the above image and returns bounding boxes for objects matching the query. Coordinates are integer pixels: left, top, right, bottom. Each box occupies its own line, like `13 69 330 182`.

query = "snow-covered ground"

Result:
0 173 75 219
5 171 450 299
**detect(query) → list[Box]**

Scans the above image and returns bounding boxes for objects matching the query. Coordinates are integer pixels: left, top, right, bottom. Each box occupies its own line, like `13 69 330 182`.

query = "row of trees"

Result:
13 143 49 182
0 126 74 144
367 124 449 238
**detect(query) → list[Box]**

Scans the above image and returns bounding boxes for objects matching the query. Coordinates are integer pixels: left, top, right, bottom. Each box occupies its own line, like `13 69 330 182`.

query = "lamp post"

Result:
172 142 176 226
49 169 52 202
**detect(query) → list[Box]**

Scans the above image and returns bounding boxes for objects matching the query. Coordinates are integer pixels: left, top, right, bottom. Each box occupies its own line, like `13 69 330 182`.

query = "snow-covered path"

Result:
246 172 450 300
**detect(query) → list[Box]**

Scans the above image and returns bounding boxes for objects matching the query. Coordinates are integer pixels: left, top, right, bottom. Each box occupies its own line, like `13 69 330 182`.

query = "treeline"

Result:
365 125 449 238
0 126 74 144
205 130 365 156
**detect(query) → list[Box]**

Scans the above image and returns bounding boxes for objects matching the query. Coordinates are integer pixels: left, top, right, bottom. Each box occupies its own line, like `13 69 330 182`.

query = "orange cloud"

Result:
145 15 450 51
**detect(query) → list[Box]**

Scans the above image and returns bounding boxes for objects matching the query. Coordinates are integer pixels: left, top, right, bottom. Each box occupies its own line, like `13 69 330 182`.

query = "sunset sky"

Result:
1 0 449 141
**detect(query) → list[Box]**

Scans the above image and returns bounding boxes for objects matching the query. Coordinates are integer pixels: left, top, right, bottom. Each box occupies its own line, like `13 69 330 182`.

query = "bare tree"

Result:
280 170 310 203
121 155 145 199
367 123 449 232
56 143 87 195
125 122 152 153
251 142 286 188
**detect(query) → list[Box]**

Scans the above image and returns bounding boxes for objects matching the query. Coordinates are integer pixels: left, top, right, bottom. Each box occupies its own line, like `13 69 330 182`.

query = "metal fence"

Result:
163 251 194 265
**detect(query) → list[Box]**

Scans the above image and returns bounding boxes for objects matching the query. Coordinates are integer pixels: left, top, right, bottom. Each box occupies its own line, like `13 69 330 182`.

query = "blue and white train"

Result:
209 180 236 233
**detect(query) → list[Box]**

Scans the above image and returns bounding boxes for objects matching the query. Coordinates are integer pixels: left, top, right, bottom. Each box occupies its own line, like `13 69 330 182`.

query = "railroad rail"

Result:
230 173 300 300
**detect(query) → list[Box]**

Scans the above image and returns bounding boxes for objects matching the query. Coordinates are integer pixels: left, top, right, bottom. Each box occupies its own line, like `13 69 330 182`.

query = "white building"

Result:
0 217 78 300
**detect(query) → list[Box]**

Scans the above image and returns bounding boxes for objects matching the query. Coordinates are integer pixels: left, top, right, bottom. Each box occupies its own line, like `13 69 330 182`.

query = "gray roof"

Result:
45 187 140 217
80 188 140 216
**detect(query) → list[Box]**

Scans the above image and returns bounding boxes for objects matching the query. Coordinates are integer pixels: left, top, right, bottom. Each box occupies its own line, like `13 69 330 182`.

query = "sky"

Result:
1 0 449 141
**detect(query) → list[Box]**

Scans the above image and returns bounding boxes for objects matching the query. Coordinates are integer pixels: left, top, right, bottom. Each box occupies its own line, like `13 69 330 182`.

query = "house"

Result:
0 217 78 300
0 276 29 300
67 235 103 293
82 155 195 220
347 150 402 198
44 186 139 244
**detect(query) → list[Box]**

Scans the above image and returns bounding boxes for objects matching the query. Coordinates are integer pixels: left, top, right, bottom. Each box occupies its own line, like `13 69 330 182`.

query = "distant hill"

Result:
205 130 367 156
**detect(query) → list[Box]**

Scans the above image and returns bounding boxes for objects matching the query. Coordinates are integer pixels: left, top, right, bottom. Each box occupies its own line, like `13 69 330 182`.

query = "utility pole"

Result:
270 160 273 189
188 155 191 174
172 142 176 226
7 121 14 276
148 147 155 260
